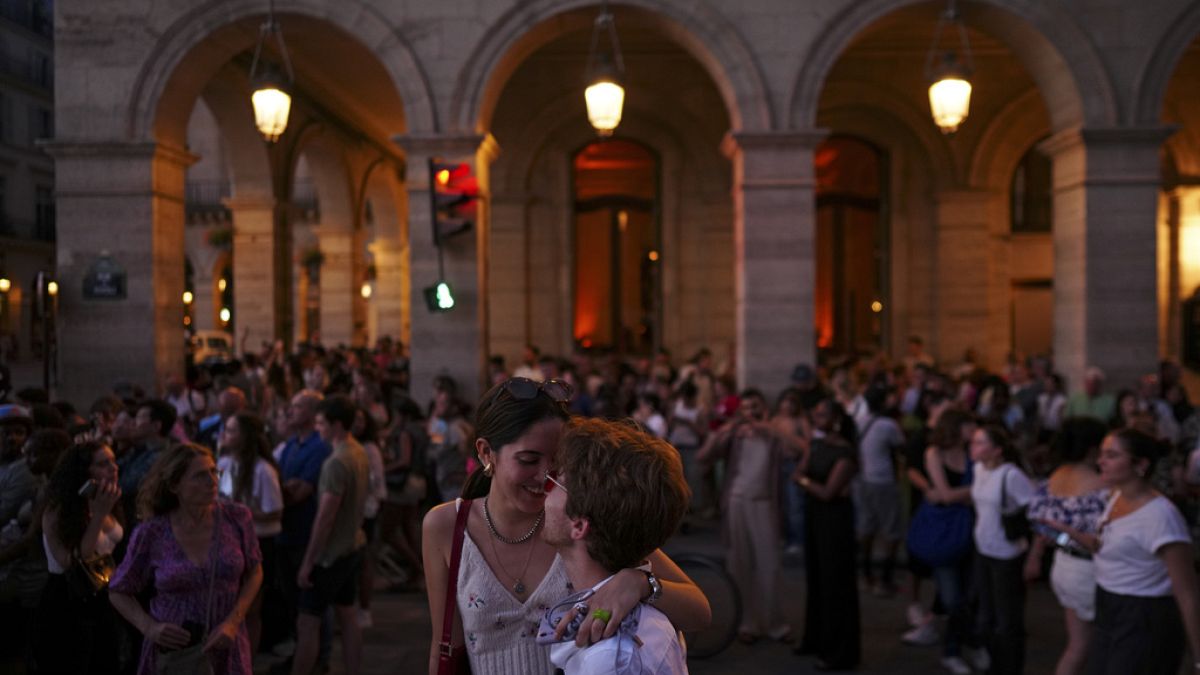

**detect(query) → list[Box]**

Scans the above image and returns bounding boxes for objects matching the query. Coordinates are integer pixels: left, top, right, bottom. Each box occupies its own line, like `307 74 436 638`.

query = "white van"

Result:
189 330 234 365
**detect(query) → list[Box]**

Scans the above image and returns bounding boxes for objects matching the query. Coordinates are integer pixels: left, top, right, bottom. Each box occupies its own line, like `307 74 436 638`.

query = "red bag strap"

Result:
439 498 472 666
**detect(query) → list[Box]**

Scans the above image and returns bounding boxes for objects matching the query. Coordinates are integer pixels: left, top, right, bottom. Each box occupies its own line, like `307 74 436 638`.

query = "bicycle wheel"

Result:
674 553 740 659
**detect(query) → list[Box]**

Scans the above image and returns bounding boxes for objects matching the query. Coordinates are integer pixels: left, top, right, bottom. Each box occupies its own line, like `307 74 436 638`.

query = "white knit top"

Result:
457 529 572 675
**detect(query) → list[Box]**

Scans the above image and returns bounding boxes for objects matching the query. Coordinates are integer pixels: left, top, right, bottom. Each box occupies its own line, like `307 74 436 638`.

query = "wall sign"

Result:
82 254 127 300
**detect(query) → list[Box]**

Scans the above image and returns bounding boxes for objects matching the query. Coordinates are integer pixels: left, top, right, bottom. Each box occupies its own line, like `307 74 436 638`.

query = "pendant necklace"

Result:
483 497 544 596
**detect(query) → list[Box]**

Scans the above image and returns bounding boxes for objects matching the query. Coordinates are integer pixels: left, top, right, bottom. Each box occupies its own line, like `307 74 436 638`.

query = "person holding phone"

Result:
33 441 124 674
109 443 262 675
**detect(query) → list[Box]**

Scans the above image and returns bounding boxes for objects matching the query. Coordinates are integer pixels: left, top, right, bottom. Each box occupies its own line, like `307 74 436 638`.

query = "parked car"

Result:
189 330 234 365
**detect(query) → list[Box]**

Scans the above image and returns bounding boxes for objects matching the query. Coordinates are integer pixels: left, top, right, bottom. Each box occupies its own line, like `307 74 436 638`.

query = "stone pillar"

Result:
48 141 193 402
369 237 408 345
316 227 355 348
934 189 1009 369
723 130 825 399
226 195 277 353
488 193 530 364
395 133 498 405
1040 127 1171 391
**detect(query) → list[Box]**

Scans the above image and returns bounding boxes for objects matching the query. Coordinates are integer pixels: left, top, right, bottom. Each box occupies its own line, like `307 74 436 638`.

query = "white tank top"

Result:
454 500 572 675
44 518 123 574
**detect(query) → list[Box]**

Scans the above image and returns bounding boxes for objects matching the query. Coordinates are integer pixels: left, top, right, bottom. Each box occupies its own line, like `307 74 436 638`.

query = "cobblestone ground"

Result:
298 517 1065 675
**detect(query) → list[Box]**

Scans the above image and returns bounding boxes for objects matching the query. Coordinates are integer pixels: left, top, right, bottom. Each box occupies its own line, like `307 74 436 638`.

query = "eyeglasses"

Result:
543 470 568 494
500 377 574 403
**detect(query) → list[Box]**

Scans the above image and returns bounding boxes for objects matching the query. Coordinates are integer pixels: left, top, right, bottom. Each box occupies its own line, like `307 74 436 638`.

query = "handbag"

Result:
1000 467 1032 542
157 528 218 675
437 499 473 675
907 501 973 567
66 549 115 600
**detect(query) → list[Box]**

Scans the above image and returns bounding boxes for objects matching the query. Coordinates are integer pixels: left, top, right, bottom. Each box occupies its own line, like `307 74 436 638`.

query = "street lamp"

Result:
584 2 625 136
248 0 295 142
923 0 974 135
0 277 9 293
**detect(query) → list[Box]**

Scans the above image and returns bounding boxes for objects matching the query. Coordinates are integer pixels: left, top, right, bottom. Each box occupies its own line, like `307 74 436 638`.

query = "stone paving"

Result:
337 517 1065 675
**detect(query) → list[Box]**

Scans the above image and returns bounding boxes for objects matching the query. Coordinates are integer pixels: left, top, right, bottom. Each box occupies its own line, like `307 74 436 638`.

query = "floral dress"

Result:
110 502 262 675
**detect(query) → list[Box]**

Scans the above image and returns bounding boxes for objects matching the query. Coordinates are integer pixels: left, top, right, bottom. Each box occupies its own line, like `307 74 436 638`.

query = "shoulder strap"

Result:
439 498 472 660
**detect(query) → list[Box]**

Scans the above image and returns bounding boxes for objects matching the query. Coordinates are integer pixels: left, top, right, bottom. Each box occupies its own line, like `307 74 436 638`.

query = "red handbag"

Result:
437 499 473 675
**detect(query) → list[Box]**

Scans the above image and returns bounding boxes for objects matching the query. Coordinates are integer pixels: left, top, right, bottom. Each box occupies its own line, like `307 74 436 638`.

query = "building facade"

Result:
49 0 1200 404
0 0 54 375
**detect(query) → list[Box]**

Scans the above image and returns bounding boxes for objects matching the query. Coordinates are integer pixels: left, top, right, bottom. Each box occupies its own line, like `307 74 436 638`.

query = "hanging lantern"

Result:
923 0 974 135
584 4 626 136
248 1 295 142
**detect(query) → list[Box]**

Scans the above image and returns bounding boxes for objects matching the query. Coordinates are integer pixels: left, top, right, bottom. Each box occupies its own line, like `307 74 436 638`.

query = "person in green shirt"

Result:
1065 366 1117 424
294 394 369 675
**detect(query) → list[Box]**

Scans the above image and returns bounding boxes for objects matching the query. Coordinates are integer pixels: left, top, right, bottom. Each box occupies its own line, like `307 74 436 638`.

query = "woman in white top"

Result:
217 412 283 656
423 378 711 675
969 424 1035 675
34 441 125 674
1050 428 1200 675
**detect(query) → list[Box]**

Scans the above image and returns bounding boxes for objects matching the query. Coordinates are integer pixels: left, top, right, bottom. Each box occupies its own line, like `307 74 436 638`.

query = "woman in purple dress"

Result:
109 443 263 674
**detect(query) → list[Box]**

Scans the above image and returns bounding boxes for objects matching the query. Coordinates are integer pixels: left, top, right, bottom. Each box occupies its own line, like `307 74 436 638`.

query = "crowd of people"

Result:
0 333 1199 675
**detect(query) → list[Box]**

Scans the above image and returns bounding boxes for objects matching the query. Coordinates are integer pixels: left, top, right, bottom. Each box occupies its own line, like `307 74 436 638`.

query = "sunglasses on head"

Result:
543 470 568 494
499 377 573 403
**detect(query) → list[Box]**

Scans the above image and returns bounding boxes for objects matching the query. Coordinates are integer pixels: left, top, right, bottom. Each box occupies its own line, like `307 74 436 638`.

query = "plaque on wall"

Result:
82 254 127 300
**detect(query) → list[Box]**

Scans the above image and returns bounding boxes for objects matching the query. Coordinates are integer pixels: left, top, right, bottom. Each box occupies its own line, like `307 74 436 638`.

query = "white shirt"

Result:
1095 495 1190 597
971 462 1035 560
362 441 387 519
217 456 284 537
550 576 688 675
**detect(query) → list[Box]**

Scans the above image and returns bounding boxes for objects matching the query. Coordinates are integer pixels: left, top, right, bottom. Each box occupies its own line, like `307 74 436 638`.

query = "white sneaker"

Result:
963 646 991 671
906 601 929 627
940 656 972 675
901 619 939 646
358 608 373 629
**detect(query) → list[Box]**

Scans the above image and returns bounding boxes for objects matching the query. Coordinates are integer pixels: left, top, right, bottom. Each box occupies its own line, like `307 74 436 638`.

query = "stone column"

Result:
934 189 1009 369
723 130 825 399
395 133 498 405
48 141 193 402
369 237 408 345
226 195 277 353
315 227 355 348
1040 127 1171 390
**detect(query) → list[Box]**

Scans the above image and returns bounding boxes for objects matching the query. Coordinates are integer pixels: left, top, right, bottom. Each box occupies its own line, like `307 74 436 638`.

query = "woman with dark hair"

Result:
917 409 982 673
969 424 1035 675
1047 429 1200 674
109 443 262 674
352 405 388 627
1025 417 1109 675
32 441 124 674
216 413 282 657
793 396 860 670
422 378 710 675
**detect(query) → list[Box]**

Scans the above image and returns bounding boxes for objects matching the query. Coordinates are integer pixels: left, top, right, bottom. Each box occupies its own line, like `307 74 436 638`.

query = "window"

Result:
1011 142 1052 233
34 185 53 241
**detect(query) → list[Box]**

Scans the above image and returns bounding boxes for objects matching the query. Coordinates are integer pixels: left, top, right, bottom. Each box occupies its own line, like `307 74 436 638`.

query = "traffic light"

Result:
428 159 477 246
423 280 455 312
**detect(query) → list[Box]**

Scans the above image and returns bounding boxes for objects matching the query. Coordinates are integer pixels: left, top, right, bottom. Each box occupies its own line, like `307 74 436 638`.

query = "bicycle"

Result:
672 552 741 659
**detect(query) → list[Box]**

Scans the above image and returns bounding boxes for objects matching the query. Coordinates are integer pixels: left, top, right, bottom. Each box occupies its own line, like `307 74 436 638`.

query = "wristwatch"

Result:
636 561 663 604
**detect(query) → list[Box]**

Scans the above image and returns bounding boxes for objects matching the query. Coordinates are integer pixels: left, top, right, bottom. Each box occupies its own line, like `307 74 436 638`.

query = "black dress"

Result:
800 437 861 669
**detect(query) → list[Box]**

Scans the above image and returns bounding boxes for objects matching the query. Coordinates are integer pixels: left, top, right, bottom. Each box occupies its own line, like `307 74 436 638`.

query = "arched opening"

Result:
814 136 887 358
572 139 659 355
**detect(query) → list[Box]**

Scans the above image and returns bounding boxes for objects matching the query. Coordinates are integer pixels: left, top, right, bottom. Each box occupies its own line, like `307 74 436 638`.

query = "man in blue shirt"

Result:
275 390 332 658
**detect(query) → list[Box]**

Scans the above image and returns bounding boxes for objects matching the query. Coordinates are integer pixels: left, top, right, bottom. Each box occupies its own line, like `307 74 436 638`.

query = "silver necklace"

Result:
482 497 544 545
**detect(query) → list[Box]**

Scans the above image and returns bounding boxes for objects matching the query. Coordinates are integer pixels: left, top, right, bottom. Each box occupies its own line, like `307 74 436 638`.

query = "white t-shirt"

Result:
362 441 387 519
1095 495 1190 597
549 577 688 675
217 456 284 538
971 463 1035 560
857 415 906 484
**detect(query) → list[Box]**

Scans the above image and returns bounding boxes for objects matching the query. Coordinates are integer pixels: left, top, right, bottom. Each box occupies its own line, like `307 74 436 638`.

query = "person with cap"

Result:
0 405 36 527
788 364 828 412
